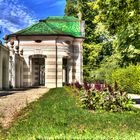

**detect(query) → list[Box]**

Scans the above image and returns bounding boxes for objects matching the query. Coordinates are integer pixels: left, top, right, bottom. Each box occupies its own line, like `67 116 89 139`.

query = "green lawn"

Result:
1 87 140 140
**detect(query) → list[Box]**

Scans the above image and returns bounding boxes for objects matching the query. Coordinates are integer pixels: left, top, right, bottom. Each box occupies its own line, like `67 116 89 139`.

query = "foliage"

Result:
94 0 140 66
71 81 133 112
91 54 120 82
80 83 133 112
106 64 140 94
65 0 79 17
65 1 105 81
74 81 83 90
65 0 140 82
1 87 140 139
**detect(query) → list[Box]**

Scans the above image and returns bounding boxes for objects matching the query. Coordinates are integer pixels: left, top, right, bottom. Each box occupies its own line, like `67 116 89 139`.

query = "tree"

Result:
65 0 140 82
65 0 106 81
94 0 140 66
65 0 79 17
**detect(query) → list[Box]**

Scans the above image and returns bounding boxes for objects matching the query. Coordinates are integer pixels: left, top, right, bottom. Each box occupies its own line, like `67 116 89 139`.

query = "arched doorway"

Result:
29 54 46 86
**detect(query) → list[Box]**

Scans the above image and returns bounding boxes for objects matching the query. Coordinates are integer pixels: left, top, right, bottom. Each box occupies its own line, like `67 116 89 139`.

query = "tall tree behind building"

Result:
65 0 140 82
94 0 140 66
65 0 105 81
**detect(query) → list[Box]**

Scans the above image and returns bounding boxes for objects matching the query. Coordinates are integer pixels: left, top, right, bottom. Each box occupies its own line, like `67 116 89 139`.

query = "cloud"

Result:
31 0 49 5
30 0 65 8
0 0 37 33
47 1 66 9
0 20 20 32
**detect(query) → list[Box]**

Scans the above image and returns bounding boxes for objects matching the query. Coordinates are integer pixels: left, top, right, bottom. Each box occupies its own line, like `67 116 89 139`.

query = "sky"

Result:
0 0 66 39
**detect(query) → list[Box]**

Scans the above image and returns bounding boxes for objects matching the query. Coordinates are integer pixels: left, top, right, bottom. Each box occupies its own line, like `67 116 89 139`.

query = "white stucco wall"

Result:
7 36 84 88
0 45 9 90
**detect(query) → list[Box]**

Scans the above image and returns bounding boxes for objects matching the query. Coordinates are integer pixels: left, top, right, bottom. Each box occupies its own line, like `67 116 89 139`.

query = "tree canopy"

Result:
65 0 140 82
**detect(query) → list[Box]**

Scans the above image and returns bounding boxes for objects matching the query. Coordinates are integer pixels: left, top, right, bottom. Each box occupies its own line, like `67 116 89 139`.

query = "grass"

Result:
0 87 140 140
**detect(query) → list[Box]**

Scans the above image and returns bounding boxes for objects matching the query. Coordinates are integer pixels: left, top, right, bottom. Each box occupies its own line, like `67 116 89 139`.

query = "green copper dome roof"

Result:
10 16 82 37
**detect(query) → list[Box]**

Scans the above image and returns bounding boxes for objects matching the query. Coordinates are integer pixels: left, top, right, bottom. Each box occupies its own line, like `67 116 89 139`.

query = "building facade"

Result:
0 43 9 89
1 16 84 89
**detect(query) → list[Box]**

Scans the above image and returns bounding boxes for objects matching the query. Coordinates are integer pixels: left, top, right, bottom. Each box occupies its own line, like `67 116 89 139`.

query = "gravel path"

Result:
0 87 49 128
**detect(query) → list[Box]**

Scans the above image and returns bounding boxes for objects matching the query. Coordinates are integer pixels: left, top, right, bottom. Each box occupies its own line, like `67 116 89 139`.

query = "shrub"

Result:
94 81 103 91
80 84 133 112
70 82 133 112
74 81 82 90
106 64 140 94
83 82 92 91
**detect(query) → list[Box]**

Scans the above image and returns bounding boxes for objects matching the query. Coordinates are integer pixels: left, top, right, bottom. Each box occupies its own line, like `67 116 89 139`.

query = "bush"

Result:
70 82 133 112
80 84 133 112
106 64 140 94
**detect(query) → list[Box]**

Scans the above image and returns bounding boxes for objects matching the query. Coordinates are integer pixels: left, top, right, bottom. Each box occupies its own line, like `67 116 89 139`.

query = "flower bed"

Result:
70 82 134 112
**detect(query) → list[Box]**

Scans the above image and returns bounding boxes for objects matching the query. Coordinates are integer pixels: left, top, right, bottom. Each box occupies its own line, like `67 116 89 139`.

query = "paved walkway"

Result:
128 94 140 109
0 87 49 128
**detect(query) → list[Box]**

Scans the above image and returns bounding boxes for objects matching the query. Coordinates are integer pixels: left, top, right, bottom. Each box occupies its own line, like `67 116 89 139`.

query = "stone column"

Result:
23 56 30 87
45 54 57 88
62 56 71 85
12 54 16 88
45 57 47 87
5 55 9 89
67 57 72 83
29 57 32 86
72 41 82 83
9 40 14 88
57 56 63 87
9 56 13 88
20 49 24 87
19 62 23 88
14 46 20 88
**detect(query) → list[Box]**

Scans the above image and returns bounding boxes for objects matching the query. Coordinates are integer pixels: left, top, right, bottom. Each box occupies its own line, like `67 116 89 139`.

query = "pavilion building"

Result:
1 16 84 89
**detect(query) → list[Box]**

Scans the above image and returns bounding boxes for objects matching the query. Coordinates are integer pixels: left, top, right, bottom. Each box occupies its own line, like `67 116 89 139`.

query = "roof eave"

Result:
8 34 85 39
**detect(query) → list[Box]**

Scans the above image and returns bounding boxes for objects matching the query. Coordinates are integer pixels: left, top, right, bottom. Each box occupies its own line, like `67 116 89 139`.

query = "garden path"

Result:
0 87 49 128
